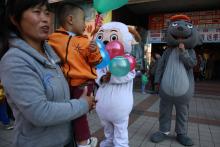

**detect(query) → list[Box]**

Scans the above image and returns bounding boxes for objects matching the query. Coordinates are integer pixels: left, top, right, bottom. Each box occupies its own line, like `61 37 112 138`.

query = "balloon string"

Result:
92 13 103 40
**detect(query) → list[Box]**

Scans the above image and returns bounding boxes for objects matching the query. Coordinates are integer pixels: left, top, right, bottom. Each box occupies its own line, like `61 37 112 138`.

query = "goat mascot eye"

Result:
110 34 118 41
97 33 103 40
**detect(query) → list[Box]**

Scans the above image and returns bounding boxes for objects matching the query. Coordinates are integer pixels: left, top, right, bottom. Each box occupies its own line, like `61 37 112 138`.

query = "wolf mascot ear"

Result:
166 14 202 49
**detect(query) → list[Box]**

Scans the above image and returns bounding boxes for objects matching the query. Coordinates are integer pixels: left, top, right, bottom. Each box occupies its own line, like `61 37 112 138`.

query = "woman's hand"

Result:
80 87 96 111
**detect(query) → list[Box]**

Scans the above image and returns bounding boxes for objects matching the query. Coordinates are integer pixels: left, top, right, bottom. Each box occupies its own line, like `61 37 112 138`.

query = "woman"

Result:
0 0 96 147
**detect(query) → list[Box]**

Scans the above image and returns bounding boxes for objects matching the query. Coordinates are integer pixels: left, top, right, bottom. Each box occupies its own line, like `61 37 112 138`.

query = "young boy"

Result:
0 82 14 130
48 3 102 147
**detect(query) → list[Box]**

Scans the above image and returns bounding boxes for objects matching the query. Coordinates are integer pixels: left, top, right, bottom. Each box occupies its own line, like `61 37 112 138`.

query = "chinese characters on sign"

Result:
148 10 220 43
200 28 220 42
148 28 220 43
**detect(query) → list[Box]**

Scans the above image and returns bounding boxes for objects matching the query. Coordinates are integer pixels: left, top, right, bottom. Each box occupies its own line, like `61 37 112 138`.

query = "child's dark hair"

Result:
57 2 83 26
0 0 49 59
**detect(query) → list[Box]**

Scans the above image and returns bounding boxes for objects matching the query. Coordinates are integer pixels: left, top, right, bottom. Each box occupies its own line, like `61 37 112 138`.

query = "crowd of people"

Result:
193 53 216 81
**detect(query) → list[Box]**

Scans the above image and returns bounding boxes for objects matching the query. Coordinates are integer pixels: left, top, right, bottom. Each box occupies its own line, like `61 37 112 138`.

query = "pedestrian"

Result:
141 69 148 94
0 82 13 130
48 3 102 147
149 53 161 93
0 0 96 147
193 53 201 81
198 54 206 80
206 53 215 80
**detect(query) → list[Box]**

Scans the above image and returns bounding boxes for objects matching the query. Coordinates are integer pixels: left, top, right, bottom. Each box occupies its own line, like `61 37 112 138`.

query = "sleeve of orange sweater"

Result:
73 36 102 67
88 45 102 67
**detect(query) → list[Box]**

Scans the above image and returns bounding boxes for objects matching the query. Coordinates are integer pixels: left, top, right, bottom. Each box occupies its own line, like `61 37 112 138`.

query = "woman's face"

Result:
17 4 51 43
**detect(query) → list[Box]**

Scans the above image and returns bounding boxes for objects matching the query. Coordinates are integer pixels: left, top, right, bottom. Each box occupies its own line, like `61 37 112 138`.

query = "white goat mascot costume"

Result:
95 22 136 147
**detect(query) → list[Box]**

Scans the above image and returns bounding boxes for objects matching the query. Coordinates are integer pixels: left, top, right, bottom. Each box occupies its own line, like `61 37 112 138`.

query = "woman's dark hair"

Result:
0 0 49 59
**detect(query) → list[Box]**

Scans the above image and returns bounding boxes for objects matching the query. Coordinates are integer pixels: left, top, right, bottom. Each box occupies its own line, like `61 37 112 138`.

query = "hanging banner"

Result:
199 28 220 43
148 28 220 43
148 30 166 43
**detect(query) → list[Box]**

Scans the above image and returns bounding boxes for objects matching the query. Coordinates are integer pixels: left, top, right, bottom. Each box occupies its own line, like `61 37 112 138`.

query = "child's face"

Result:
71 9 85 35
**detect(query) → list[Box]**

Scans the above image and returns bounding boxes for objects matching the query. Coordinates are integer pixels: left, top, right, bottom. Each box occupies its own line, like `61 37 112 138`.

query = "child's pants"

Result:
69 82 94 142
0 100 10 125
141 83 146 93
100 116 129 147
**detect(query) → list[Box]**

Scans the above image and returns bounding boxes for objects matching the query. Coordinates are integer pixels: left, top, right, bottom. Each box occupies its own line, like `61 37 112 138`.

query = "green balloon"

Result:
109 56 130 77
93 0 128 13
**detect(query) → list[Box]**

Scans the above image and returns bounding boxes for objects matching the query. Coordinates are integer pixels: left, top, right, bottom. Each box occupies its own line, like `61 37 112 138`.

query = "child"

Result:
48 3 102 147
0 82 13 130
141 70 148 94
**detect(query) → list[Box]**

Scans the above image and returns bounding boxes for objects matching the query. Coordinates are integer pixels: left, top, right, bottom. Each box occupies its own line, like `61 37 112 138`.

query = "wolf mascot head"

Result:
166 14 202 49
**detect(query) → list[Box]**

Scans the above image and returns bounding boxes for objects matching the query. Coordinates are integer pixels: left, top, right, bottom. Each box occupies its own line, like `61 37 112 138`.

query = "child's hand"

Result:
101 72 111 83
89 41 97 53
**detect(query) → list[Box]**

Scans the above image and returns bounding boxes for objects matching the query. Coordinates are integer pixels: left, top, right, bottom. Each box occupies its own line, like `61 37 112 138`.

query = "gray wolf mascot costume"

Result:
150 14 202 146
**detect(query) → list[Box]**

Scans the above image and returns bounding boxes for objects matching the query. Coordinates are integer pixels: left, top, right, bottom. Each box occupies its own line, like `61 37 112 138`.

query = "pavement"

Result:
0 80 220 147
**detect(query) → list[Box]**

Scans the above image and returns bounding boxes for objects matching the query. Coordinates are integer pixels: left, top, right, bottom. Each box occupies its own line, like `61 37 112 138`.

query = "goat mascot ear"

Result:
128 27 142 42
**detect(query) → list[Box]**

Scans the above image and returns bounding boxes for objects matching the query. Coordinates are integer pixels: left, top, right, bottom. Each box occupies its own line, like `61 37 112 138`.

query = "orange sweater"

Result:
48 27 102 86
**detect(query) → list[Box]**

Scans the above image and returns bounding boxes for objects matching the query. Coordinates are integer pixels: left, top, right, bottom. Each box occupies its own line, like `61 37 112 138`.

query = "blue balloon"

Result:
109 56 130 77
96 39 105 49
96 40 110 69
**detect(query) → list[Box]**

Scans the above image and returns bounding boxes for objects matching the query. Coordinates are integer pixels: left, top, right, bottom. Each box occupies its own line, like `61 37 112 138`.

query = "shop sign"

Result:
148 30 166 43
199 28 220 43
148 10 220 30
148 28 220 43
